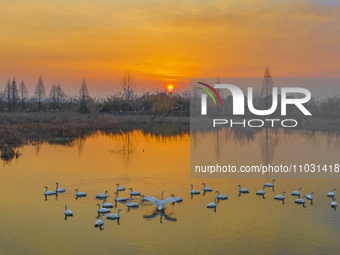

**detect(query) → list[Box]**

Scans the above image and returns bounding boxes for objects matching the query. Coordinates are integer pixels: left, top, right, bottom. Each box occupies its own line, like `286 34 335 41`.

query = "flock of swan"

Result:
44 180 338 228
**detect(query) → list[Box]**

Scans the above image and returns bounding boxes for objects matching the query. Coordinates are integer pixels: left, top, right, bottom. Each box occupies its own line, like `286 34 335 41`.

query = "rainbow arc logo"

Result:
196 82 223 106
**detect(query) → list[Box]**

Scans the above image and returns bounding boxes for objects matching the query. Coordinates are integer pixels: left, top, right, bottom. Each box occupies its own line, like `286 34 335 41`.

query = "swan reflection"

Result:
44 193 58 201
143 209 177 223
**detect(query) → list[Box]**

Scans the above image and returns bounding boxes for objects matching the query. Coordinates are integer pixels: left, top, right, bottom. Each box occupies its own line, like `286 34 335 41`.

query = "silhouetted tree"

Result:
79 78 89 101
4 79 11 111
0 91 5 111
11 78 19 110
56 83 66 109
18 80 29 110
79 78 90 112
261 66 273 109
34 76 46 111
49 84 58 109
120 70 136 101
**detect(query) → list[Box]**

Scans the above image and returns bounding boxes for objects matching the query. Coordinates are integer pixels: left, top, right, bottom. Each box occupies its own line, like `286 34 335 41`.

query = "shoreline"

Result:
0 112 189 157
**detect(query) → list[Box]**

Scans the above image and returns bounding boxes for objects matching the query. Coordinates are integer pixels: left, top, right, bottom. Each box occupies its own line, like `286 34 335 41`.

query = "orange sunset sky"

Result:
0 0 339 97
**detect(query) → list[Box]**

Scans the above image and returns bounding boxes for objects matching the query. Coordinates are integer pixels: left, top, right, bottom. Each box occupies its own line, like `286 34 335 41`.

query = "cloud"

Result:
0 0 339 97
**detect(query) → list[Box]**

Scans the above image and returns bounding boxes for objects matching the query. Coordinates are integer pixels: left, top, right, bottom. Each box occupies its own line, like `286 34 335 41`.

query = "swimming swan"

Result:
95 214 104 227
102 198 113 208
238 185 249 193
331 197 337 208
129 188 141 196
106 209 122 219
116 184 125 191
292 188 302 196
44 186 56 195
305 192 314 200
202 183 212 191
256 186 266 195
95 191 108 199
144 191 177 210
215 191 228 199
55 182 66 193
264 179 275 187
114 192 128 202
295 195 307 204
190 184 200 195
327 188 336 197
64 205 73 216
207 197 217 208
126 198 139 207
140 195 151 201
75 189 87 196
171 194 183 202
274 191 286 200
96 204 111 214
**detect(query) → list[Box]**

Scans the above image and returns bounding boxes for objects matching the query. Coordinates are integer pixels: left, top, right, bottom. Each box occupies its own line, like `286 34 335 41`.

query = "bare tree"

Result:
120 70 136 101
261 66 274 109
18 80 29 110
0 91 5 111
56 83 66 110
4 79 11 111
49 84 58 109
12 78 19 110
79 78 90 112
79 78 90 101
34 76 46 111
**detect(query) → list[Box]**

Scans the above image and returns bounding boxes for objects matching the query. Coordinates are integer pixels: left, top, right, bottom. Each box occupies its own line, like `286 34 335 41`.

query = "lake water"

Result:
0 128 340 254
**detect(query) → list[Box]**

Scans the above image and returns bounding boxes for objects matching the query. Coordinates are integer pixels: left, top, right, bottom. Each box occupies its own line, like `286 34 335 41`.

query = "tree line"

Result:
0 71 190 114
0 76 93 112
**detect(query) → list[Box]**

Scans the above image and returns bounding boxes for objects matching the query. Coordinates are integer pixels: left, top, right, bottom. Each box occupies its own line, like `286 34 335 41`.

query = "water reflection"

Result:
2 128 340 254
44 193 58 201
191 127 340 178
0 125 190 165
143 209 177 223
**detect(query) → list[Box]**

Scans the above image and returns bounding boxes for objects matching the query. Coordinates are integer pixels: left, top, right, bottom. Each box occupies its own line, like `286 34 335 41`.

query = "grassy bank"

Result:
0 112 189 155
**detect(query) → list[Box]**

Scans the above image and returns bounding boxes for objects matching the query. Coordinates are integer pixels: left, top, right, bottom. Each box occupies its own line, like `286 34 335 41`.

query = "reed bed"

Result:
0 112 190 148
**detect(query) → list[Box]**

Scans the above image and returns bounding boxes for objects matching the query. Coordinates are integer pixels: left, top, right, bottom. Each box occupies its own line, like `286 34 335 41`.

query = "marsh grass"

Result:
0 112 189 148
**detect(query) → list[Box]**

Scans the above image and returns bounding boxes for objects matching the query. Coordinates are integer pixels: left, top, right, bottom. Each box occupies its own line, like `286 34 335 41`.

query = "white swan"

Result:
190 184 200 194
75 189 87 196
140 195 150 201
331 197 337 207
114 192 128 202
102 198 113 208
144 191 177 210
327 188 336 197
129 188 141 196
106 209 122 219
171 194 183 202
274 191 286 200
202 183 212 191
295 195 306 204
95 190 108 198
256 186 266 195
126 198 139 207
95 214 104 227
305 192 314 200
44 186 56 195
238 185 249 193
215 191 228 199
55 182 66 193
64 205 73 216
264 179 275 187
292 188 302 196
116 184 125 191
96 204 111 214
207 197 217 208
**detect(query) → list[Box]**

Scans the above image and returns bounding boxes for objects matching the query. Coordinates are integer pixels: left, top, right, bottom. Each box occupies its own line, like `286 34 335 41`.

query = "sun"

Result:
167 84 174 92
